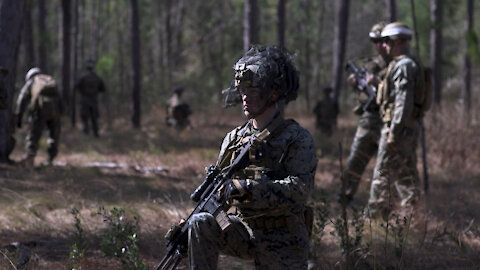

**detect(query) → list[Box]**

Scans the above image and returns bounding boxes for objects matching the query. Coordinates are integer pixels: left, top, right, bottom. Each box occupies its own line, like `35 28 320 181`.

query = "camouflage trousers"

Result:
344 112 382 199
188 212 309 270
25 113 61 160
368 123 420 216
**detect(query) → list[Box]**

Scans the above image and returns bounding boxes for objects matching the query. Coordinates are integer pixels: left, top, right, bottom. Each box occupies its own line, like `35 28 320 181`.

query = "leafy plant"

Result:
97 206 148 270
69 207 85 270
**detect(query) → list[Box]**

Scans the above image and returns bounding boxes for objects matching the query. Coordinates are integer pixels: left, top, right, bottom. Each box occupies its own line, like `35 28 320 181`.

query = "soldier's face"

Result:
240 87 268 118
372 39 387 57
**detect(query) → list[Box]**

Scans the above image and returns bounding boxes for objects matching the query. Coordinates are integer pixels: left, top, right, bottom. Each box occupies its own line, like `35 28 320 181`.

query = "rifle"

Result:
345 61 376 111
155 134 256 270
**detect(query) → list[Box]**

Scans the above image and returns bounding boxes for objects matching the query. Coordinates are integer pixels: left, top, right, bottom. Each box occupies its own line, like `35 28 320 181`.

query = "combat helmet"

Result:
25 67 41 82
86 59 95 70
172 86 184 94
223 45 299 107
381 22 413 40
369 21 387 40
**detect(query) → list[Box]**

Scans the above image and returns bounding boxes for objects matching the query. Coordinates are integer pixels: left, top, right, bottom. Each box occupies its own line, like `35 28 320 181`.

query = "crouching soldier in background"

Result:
185 45 317 269
14 67 63 168
165 86 192 132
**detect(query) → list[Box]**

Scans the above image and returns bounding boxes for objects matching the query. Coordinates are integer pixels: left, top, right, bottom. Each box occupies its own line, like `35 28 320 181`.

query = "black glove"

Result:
16 115 22 129
223 179 250 200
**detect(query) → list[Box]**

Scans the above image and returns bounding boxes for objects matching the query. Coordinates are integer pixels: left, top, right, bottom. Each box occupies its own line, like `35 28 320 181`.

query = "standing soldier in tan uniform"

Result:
14 67 63 167
341 22 390 204
75 60 105 137
186 45 317 269
368 22 426 219
165 86 191 131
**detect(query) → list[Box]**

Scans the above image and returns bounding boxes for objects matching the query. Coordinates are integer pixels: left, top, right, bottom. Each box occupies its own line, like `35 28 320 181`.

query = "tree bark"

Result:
130 0 141 128
243 0 259 52
61 0 71 107
276 0 286 49
37 0 47 72
386 0 396 22
301 0 312 111
331 0 350 101
0 0 25 162
23 1 36 67
72 0 79 126
463 0 473 124
430 0 443 107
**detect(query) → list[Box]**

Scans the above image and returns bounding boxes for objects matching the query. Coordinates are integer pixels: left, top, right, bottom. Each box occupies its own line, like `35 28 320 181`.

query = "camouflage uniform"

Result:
75 70 105 137
312 89 339 137
188 114 317 269
343 55 387 200
15 71 62 163
188 45 317 270
368 53 423 216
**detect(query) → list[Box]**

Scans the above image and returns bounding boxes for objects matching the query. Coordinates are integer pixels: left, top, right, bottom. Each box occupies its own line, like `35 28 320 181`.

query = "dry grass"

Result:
1 99 479 269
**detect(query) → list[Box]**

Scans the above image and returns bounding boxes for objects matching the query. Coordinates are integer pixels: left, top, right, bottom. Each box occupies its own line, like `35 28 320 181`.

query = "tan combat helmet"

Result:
381 22 413 40
25 67 41 82
369 21 387 40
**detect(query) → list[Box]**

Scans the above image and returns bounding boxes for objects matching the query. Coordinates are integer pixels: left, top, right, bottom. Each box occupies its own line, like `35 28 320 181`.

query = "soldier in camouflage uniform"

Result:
368 22 424 219
187 45 317 270
165 86 192 131
75 60 105 137
14 67 63 167
341 22 390 204
312 86 339 137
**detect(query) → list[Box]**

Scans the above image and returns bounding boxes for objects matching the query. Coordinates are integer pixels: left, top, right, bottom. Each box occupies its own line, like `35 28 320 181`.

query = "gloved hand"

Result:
223 179 250 200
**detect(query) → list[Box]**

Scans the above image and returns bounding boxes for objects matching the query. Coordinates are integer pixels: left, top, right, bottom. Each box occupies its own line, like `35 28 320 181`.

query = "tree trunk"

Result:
243 0 259 52
37 0 47 72
331 0 350 101
386 0 396 22
0 0 25 162
463 0 473 124
130 0 141 128
61 0 71 108
71 0 79 126
23 1 36 67
430 0 443 107
276 0 286 49
301 0 312 111
164 0 172 90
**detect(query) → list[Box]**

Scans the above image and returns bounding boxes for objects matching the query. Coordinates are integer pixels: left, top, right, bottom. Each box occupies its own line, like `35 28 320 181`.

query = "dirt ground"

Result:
1 105 479 269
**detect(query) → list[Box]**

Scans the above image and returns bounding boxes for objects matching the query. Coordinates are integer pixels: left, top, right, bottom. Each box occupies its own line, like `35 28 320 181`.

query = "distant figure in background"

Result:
75 60 106 137
313 86 339 137
14 67 63 168
165 86 192 131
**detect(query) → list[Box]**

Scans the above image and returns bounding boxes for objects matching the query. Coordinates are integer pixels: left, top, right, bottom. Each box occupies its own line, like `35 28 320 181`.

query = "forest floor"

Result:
0 104 479 270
